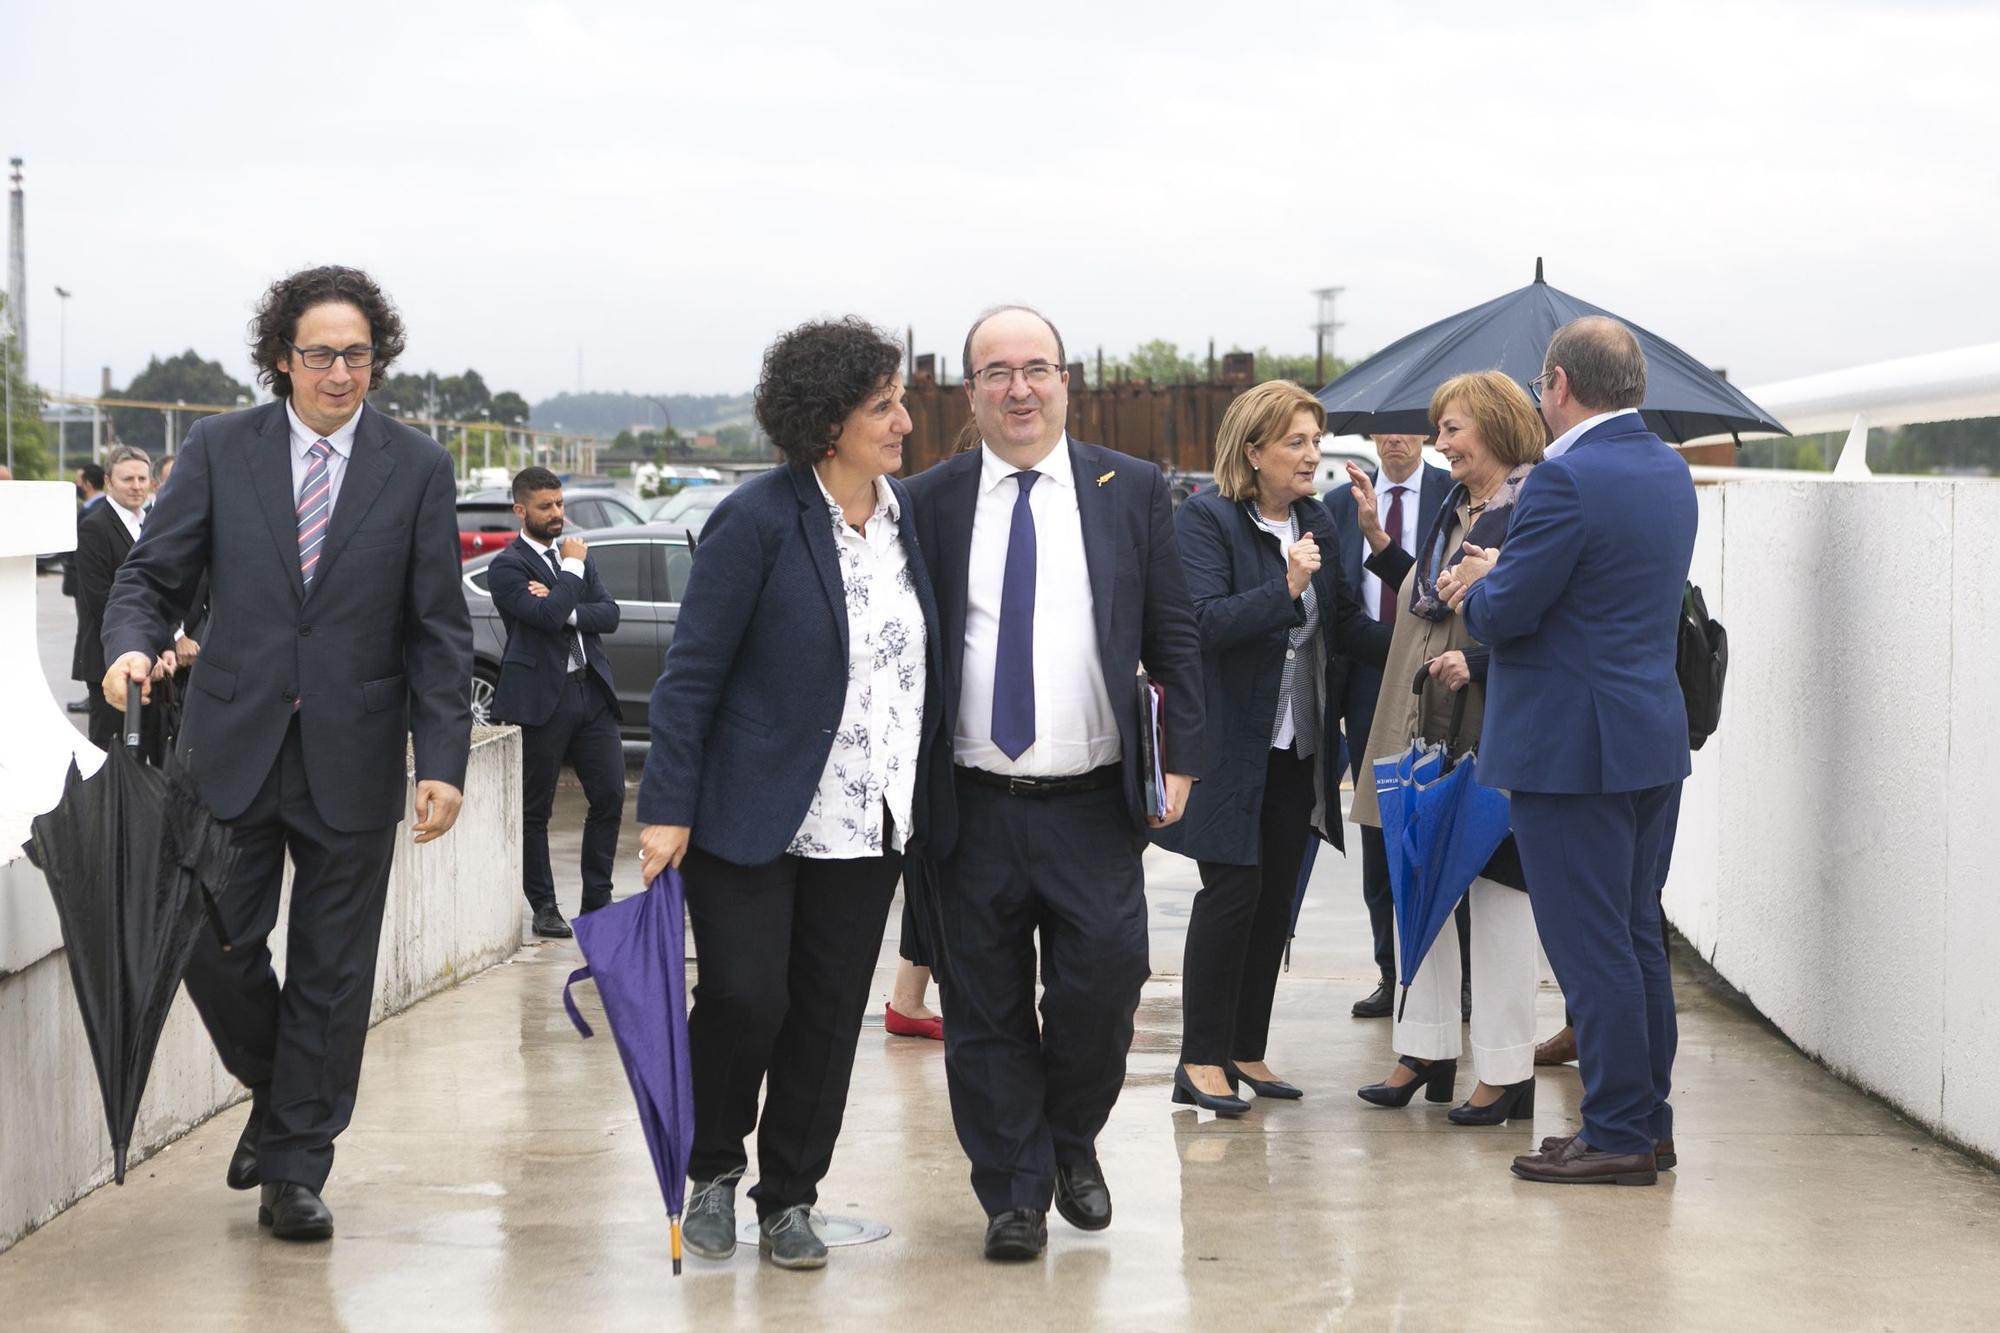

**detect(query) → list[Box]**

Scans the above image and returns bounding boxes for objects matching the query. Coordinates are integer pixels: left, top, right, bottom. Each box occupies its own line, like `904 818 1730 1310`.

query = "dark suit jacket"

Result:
636 464 945 866
62 494 107 600
1461 415 1697 795
72 500 138 684
902 438 1206 860
488 536 622 727
1156 490 1391 865
1322 462 1449 776
102 400 474 832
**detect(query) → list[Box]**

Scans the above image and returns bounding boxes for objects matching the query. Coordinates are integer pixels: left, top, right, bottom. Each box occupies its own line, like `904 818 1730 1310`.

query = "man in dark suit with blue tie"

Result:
904 306 1204 1261
1443 317 1696 1186
102 266 472 1239
486 466 625 939
1323 434 1449 1016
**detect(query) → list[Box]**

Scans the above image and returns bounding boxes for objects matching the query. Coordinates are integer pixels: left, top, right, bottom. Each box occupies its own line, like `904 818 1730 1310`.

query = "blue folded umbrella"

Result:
563 871 696 1273
1372 703 1511 1021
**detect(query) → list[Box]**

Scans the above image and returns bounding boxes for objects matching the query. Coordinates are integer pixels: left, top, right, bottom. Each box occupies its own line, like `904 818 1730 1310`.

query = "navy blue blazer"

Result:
487 536 621 727
102 400 473 831
1322 463 1450 770
1156 490 1391 865
902 438 1206 860
636 464 944 866
1461 416 1697 795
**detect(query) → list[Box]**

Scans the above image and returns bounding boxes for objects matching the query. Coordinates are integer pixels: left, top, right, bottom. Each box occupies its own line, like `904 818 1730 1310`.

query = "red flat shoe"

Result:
884 1003 944 1041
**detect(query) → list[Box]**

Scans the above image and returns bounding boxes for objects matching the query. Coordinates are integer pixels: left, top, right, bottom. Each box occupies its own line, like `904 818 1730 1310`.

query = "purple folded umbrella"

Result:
563 870 695 1273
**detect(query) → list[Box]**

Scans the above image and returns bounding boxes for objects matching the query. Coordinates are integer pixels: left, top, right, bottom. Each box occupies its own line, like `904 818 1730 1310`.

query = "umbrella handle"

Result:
124 689 143 750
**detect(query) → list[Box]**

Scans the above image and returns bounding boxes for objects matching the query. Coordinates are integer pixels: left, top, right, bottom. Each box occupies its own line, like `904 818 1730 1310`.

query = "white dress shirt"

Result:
1545 407 1640 461
789 472 927 858
285 398 361 516
111 498 145 544
519 532 586 627
1360 461 1427 621
955 437 1120 777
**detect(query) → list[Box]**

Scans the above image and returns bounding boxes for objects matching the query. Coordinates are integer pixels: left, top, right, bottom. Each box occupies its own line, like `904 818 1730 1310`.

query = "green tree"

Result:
1 296 54 479
1121 340 1203 384
1238 346 1349 387
110 351 253 452
490 390 531 427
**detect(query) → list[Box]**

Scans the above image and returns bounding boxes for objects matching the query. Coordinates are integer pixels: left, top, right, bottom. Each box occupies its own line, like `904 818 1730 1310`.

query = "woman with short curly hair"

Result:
636 317 944 1271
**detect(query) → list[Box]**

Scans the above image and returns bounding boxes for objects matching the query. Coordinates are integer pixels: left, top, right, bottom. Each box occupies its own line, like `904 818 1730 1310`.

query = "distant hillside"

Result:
530 391 754 438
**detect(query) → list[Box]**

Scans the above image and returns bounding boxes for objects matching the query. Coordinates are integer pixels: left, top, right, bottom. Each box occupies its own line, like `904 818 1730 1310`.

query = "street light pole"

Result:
54 284 71 474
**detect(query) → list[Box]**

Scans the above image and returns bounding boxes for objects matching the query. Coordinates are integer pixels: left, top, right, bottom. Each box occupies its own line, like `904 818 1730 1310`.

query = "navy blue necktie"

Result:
992 470 1040 759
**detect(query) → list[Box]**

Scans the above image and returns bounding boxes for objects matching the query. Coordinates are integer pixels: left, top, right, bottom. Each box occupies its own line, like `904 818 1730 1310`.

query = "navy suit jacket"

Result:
102 400 474 832
902 438 1206 860
636 464 945 866
1158 490 1391 865
1461 415 1696 795
488 536 622 727
1322 462 1449 776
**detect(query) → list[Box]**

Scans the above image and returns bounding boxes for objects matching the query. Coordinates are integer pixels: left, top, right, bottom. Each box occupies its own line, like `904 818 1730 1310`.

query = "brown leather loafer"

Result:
1534 1027 1577 1066
1540 1132 1676 1170
1512 1135 1656 1185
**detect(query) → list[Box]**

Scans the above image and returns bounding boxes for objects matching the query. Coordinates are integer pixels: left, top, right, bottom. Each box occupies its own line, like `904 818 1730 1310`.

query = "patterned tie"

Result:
297 439 333 589
546 548 589 673
991 470 1040 759
1378 485 1406 625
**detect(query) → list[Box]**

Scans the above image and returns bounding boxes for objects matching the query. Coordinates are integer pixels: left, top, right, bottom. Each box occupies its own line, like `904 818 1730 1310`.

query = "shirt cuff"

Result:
560 557 586 578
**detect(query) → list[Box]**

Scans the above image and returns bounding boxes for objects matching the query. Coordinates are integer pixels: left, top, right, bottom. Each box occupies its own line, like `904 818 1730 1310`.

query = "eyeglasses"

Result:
289 342 377 371
1527 370 1555 405
974 362 1060 390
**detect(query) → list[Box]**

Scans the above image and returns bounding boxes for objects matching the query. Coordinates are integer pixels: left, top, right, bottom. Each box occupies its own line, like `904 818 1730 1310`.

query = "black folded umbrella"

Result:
24 695 236 1183
1316 260 1789 444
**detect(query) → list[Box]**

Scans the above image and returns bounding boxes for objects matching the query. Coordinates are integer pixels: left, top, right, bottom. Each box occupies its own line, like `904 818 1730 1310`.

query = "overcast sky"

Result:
4 0 1995 403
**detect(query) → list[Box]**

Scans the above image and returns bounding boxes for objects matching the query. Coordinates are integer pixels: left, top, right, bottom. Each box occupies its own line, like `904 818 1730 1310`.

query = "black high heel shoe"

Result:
1447 1077 1535 1126
1228 1062 1303 1100
1172 1064 1250 1117
1357 1056 1458 1107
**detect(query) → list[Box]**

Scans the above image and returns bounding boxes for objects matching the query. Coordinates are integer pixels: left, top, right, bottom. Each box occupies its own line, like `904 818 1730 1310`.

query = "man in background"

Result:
73 446 161 755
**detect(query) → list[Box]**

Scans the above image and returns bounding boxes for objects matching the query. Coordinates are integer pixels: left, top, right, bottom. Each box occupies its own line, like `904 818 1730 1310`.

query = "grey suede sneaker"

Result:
758 1205 828 1271
682 1168 744 1260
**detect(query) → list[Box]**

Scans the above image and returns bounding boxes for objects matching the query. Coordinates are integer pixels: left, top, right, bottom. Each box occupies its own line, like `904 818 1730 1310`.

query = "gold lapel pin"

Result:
1097 470 1116 487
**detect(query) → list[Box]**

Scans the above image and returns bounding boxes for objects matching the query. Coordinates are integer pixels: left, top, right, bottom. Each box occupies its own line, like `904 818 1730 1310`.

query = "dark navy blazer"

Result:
636 464 944 866
902 438 1206 861
1461 415 1697 795
1157 490 1391 865
487 535 621 727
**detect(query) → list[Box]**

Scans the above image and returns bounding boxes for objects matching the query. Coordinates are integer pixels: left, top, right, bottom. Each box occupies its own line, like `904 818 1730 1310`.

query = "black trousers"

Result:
179 717 398 1192
681 842 900 1219
520 675 625 914
1182 750 1316 1066
935 774 1150 1217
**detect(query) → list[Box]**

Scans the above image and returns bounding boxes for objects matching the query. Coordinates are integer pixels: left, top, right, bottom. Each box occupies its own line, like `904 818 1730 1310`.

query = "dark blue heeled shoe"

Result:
1172 1064 1250 1117
1357 1055 1457 1107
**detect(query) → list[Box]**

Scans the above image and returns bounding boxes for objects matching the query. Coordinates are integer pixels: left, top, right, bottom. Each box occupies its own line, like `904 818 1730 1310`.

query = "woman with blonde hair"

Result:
1346 370 1547 1125
1160 380 1390 1113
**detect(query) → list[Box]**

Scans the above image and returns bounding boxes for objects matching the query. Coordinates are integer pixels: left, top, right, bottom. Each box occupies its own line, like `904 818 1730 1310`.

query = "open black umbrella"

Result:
24 694 235 1183
1316 260 1789 444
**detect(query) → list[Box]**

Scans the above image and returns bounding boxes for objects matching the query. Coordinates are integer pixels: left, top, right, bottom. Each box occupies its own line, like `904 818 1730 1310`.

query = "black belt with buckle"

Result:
955 763 1121 798
567 666 591 682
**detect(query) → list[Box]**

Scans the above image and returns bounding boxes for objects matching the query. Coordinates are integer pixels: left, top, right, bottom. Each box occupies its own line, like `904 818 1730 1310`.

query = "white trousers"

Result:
1390 877 1539 1086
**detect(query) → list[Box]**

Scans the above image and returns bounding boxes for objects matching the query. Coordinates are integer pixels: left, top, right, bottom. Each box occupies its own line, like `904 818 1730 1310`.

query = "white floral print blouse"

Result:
787 472 927 859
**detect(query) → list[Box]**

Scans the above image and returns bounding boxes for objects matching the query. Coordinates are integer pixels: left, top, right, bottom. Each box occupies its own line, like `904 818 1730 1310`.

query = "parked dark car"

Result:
455 487 650 562
460 523 696 743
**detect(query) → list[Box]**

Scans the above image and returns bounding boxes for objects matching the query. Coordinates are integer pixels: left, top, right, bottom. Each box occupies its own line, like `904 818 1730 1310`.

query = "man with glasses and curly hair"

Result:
101 265 473 1241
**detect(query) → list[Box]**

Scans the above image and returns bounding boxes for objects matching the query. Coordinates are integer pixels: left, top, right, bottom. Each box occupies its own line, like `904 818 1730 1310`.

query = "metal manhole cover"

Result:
734 1214 890 1248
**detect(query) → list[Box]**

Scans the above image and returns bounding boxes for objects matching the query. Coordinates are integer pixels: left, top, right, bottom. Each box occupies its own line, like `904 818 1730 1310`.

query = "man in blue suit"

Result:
487 466 625 939
1443 317 1695 1186
1323 435 1449 1016
904 305 1204 1261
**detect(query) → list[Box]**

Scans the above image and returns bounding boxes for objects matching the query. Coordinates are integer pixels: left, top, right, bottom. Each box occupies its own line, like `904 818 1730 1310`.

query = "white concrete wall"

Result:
1663 472 2000 1162
0 728 522 1251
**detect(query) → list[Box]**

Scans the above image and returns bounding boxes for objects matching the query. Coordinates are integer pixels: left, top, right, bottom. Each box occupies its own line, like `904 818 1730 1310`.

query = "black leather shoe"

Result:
1357 1056 1458 1107
1228 1063 1303 1100
66 698 91 714
1351 979 1395 1018
983 1209 1047 1261
258 1182 334 1241
532 907 573 939
1448 1077 1535 1126
1171 1064 1249 1117
226 1097 266 1190
1054 1161 1112 1231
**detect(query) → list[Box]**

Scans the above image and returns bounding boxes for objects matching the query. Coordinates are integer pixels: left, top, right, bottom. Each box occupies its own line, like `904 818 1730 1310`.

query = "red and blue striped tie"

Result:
297 439 333 588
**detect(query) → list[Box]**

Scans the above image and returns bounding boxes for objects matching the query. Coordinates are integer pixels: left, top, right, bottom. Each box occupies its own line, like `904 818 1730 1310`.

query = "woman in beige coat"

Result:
1346 371 1547 1127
